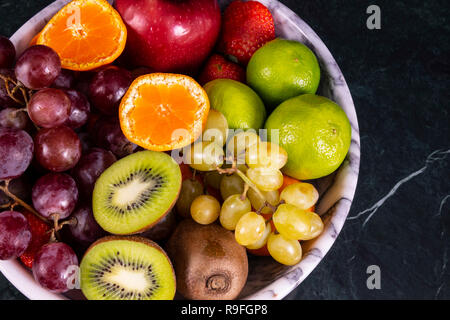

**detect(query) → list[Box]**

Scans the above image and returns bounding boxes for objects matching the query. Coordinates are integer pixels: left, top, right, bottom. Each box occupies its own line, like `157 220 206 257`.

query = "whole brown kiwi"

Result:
166 219 248 300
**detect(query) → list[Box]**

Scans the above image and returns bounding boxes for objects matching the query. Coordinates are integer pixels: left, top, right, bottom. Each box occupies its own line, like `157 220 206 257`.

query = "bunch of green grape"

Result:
180 110 324 266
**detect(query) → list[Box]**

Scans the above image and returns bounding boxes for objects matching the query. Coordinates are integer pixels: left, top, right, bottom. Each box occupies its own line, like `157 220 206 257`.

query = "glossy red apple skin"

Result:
115 0 221 74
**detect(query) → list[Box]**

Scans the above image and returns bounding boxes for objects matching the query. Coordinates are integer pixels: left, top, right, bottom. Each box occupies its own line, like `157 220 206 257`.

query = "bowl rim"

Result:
0 0 360 300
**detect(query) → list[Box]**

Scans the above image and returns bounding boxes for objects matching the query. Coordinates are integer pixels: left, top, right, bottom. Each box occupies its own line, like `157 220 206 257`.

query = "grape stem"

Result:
52 214 77 232
240 184 249 201
216 158 266 204
234 169 265 202
0 179 50 224
0 202 12 209
256 200 285 215
0 74 29 106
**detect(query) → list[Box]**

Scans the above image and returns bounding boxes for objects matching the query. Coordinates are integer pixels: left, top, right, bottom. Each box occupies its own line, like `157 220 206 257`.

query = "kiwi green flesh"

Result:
80 236 176 300
92 151 181 235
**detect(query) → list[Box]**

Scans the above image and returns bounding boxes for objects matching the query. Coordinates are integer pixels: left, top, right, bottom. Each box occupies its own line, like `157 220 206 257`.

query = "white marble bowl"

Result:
0 0 360 300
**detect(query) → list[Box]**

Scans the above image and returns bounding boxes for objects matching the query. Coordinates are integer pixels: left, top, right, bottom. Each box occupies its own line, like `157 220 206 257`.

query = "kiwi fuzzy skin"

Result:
166 219 248 300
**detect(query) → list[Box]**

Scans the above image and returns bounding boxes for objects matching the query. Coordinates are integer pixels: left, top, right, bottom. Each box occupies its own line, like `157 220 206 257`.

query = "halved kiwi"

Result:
92 151 181 235
80 236 176 300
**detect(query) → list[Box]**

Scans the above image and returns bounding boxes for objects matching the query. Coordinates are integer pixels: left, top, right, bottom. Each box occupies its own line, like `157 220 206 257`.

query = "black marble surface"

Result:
0 0 449 300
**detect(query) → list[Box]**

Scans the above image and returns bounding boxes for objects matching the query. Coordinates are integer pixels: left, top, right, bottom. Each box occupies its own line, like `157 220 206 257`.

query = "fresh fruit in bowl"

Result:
36 0 127 71
218 0 275 65
0 0 358 301
115 0 221 73
119 73 210 151
247 38 321 109
92 151 182 235
265 94 352 180
204 79 266 130
80 236 176 300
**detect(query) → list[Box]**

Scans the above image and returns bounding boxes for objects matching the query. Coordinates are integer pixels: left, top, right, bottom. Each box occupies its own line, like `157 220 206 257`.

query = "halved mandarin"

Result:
119 73 210 151
36 0 126 71
29 31 41 47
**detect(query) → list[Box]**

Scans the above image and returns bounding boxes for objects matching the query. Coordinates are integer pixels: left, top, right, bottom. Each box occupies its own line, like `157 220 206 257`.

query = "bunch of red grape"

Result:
0 35 137 293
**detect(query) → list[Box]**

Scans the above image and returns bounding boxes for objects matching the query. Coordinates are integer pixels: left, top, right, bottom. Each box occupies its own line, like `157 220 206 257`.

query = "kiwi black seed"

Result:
92 151 181 235
80 236 176 300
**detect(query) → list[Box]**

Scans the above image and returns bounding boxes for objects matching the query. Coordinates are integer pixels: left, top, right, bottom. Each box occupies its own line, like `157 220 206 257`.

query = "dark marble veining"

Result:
0 0 449 300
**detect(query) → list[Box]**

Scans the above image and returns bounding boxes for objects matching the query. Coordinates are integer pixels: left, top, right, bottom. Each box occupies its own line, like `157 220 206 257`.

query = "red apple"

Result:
115 0 221 74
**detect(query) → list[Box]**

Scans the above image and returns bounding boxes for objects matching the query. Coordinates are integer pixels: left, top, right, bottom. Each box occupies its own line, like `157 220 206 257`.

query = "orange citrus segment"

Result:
36 0 126 71
119 73 210 151
29 31 41 47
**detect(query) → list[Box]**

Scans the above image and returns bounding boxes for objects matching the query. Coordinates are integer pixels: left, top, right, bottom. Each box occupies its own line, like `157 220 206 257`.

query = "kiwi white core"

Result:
111 178 155 207
103 265 150 292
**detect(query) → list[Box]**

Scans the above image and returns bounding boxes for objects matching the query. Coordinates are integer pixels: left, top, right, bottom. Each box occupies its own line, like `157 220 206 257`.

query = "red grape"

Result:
64 89 90 129
131 66 154 80
32 173 78 220
77 132 92 154
0 68 19 108
0 108 30 130
0 211 31 260
51 69 75 89
15 45 61 90
0 36 15 69
139 210 177 241
27 88 71 128
32 242 78 293
89 66 132 115
74 71 94 98
34 126 81 172
91 117 137 158
71 148 116 198
68 204 105 247
0 127 33 179
0 176 31 206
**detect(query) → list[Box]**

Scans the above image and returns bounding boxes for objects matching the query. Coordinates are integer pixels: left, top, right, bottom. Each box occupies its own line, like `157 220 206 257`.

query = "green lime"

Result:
203 79 266 131
247 38 321 109
265 94 351 180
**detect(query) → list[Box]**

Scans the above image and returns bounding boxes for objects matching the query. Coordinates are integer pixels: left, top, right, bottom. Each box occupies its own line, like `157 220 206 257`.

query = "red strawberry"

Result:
19 210 51 268
218 0 275 65
198 54 246 85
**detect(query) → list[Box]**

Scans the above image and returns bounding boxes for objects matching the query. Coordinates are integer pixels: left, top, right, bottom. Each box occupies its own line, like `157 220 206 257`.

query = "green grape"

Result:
280 182 319 210
302 212 324 240
246 222 272 250
245 141 288 170
267 232 302 266
273 203 315 240
247 188 279 214
190 195 221 225
236 163 249 174
246 167 283 191
185 141 224 171
175 179 204 218
204 171 223 189
227 131 259 162
203 109 228 146
234 212 266 246
220 173 244 200
219 194 252 230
